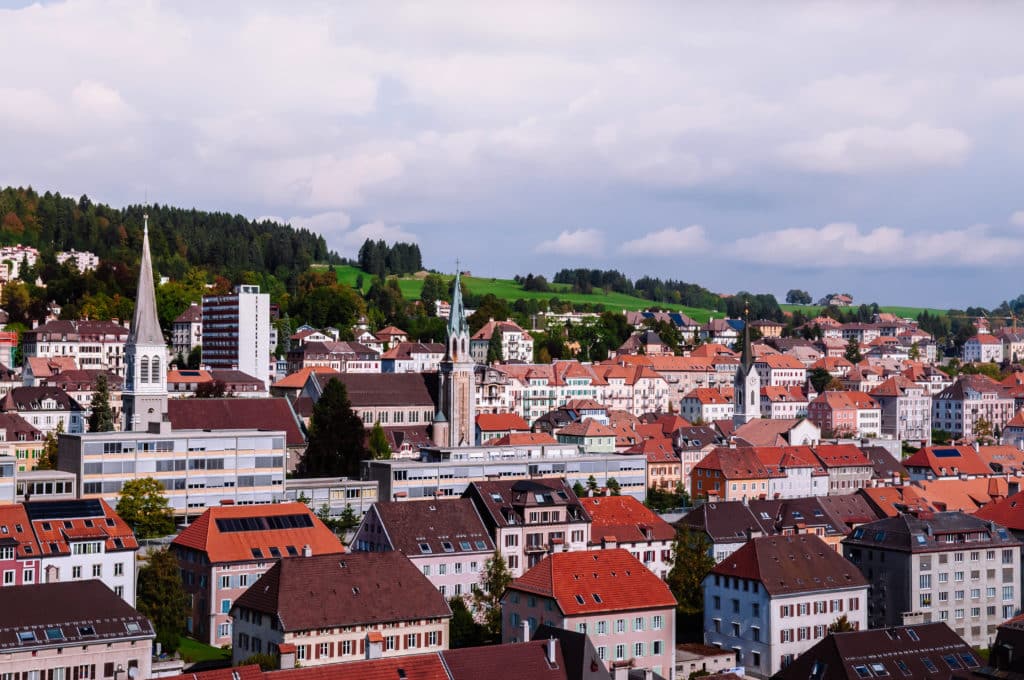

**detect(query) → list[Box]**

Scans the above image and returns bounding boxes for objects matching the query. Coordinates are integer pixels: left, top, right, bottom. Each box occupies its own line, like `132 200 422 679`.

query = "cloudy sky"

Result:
3 1 1024 308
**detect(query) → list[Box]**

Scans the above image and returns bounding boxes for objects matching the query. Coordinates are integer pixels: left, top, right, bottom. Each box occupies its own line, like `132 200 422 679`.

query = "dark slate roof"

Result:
167 397 305 447
861 445 908 479
678 501 767 543
843 511 1020 553
531 624 599 680
465 479 590 530
936 374 1012 401
0 386 83 412
0 580 153 652
443 638 572 680
371 498 494 556
47 370 124 392
23 320 129 340
174 304 202 324
322 372 438 408
774 623 978 680
0 412 43 442
711 534 868 596
674 425 722 451
233 552 451 631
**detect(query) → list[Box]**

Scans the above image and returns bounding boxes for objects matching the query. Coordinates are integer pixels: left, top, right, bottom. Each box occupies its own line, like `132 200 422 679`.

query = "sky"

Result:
2 1 1024 308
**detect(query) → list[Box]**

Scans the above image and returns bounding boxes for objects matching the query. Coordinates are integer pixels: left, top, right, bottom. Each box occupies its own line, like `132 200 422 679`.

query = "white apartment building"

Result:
21 320 130 376
56 249 100 272
933 375 1017 440
963 335 1004 364
470 318 535 363
760 387 809 420
704 534 869 678
202 285 270 389
754 355 807 387
172 302 203 357
681 388 734 423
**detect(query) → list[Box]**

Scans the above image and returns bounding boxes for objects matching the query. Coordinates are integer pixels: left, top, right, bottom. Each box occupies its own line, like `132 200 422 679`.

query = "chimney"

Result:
278 643 297 670
366 634 383 659
602 536 617 550
547 637 557 664
522 619 530 642
302 544 312 557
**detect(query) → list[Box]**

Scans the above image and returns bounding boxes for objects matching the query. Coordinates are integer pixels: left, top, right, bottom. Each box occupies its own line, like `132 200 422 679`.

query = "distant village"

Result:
4 226 1024 680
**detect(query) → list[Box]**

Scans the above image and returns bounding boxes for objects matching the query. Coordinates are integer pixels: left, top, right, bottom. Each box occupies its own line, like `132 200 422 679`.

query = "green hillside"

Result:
326 265 717 321
779 303 945 319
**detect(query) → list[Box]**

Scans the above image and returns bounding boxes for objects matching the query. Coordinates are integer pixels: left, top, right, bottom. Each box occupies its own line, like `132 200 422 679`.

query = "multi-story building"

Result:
302 371 437 434
842 511 1022 647
46 369 124 425
680 388 733 424
593 364 671 416
807 391 881 438
276 476 379 519
0 580 154 680
870 375 932 445
0 412 45 472
21 320 129 377
171 502 344 646
381 341 446 373
759 386 809 420
703 534 869 678
364 445 648 503
352 498 495 599
556 419 617 453
464 479 591 577
57 425 289 516
0 455 13 503
0 386 86 435
172 302 203 357
963 334 1004 363
501 548 677 679
24 498 138 604
813 444 874 494
230 551 451 666
286 340 380 374
56 249 100 272
202 284 271 389
754 355 807 387
0 503 40 586
755 446 829 498
580 495 675 578
933 375 1016 440
471 318 534 363
691 447 771 502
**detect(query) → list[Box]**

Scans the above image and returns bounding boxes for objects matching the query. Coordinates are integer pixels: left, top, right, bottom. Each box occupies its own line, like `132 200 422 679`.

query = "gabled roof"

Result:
484 432 558 446
847 510 1020 552
47 369 123 392
683 388 731 405
326 372 438 408
234 551 450 631
443 639 572 680
678 500 767 543
381 341 446 360
0 580 154 651
711 534 867 596
466 479 590 529
936 374 1012 401
760 386 808 403
0 413 43 442
370 498 494 556
557 418 616 438
694 447 770 480
870 375 923 397
732 418 813 447
172 502 343 563
860 445 908 479
24 498 137 556
0 503 40 558
902 445 991 476
173 303 202 324
675 425 721 450
508 548 676 615
0 386 83 412
580 496 675 544
271 366 339 390
476 413 530 432
813 444 871 469
975 489 1024 530
856 486 936 518
167 398 305 447
755 354 805 369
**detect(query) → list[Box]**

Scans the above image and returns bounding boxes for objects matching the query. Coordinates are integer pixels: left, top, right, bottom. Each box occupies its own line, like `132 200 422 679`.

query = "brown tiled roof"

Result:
711 534 867 596
0 386 83 412
167 397 306 447
370 499 494 556
443 639 570 680
326 373 438 408
0 413 43 442
0 580 153 652
234 551 451 631
557 418 616 438
731 418 809 447
466 479 590 529
173 304 202 324
46 369 123 391
694 447 770 480
172 502 343 564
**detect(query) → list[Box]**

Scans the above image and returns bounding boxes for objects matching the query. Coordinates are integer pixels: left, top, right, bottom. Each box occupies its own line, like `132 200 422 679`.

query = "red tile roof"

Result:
507 548 676 615
25 499 136 556
813 444 871 469
580 496 676 544
557 419 617 438
684 388 731 405
0 504 40 558
694 447 771 480
271 366 339 390
975 489 1024 530
902 445 992 476
484 432 558 446
476 413 530 432
171 502 343 563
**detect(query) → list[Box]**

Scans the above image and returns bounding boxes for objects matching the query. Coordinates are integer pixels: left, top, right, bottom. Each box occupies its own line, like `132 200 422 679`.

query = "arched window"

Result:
140 358 149 383
151 357 160 383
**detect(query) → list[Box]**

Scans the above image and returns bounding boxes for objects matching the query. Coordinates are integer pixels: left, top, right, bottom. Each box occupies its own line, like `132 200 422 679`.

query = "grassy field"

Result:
178 637 231 663
325 264 718 321
780 303 946 319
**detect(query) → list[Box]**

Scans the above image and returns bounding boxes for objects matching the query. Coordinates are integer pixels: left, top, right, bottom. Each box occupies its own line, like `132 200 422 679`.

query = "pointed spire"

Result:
129 213 164 346
448 262 468 339
741 300 753 372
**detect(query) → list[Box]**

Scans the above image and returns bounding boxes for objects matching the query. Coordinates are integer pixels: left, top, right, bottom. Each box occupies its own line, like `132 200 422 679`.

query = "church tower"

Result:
123 214 168 431
435 268 476 447
733 304 761 427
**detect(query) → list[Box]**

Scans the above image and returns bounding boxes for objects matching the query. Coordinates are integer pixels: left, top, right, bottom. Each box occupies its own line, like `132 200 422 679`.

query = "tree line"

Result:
357 239 422 277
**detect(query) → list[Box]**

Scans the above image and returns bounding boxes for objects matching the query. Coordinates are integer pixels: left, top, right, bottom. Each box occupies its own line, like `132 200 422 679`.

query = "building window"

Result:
615 644 625 660
114 563 124 577
634 642 644 658
92 564 102 577
406 634 418 648
319 642 330 657
220 599 231 614
72 566 82 579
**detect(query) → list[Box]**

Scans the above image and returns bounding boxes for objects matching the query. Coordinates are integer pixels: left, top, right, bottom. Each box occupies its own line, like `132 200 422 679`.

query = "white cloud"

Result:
535 229 604 257
71 80 136 122
987 75 1024 101
779 123 971 174
1011 211 1024 228
732 222 1023 267
622 226 710 256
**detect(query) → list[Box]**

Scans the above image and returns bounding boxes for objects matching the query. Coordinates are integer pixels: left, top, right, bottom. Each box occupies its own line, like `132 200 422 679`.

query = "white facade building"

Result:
202 285 271 390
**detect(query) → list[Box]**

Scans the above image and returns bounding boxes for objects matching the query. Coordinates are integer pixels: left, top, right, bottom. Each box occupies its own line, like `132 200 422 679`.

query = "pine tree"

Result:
473 550 513 642
88 373 115 432
298 378 368 478
606 477 621 495
448 596 486 648
368 421 392 459
137 549 188 653
845 336 863 363
486 328 503 363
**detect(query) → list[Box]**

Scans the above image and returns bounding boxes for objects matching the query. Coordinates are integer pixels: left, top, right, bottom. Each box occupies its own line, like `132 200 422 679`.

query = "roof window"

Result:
441 542 454 553
419 543 432 554
17 631 35 643
574 594 585 605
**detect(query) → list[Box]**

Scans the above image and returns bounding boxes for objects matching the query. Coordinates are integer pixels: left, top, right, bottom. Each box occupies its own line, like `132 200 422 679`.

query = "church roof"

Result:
128 217 165 347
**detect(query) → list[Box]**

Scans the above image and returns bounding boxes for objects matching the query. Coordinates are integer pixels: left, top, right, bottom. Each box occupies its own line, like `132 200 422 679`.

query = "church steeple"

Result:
740 301 754 373
123 213 169 432
435 263 476 448
446 266 470 363
733 300 761 427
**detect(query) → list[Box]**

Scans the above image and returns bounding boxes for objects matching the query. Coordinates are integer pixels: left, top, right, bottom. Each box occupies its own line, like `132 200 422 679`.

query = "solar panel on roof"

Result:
25 499 104 521
933 448 962 458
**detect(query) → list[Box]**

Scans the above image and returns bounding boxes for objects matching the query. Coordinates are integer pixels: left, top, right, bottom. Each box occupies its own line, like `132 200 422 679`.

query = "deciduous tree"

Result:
116 477 176 538
666 526 715 617
473 550 513 642
368 421 392 460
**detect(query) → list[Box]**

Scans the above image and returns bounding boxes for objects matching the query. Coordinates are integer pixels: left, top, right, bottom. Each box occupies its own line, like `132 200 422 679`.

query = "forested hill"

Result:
0 186 339 283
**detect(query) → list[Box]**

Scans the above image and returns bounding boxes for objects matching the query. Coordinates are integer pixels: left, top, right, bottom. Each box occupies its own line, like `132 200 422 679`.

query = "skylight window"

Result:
286 546 298 556
960 654 979 668
490 493 503 503
942 655 961 670
125 622 142 634
906 628 920 641
894 660 911 677
419 543 432 554
574 594 585 605
852 528 865 539
869 663 889 676
460 541 472 551
874 531 886 541
592 593 603 603
45 628 64 641
268 547 281 558
792 511 804 520
853 665 872 678
535 493 547 503
442 542 455 553
475 540 487 550
78 625 96 636
920 657 937 673
998 529 1010 540
251 548 263 559
17 631 35 643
